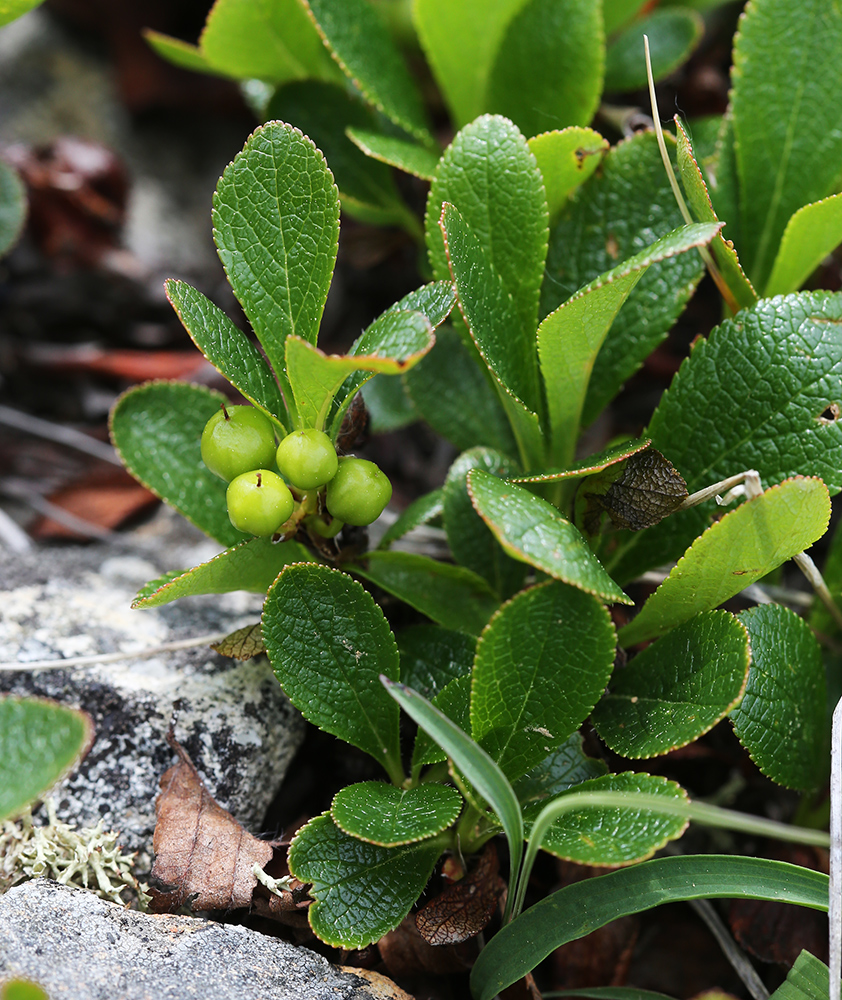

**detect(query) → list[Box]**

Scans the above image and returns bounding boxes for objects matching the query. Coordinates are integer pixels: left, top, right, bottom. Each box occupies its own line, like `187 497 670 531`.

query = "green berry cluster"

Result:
200 405 392 536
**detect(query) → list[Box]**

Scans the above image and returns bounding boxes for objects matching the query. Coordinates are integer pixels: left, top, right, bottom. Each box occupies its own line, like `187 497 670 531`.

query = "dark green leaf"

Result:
443 448 527 599
331 781 462 846
347 127 440 181
397 624 475 700
470 855 829 1000
732 605 826 791
605 9 703 92
618 477 830 646
263 564 402 780
0 159 26 258
132 537 312 608
528 127 609 222
487 0 603 137
594 611 750 757
513 438 652 485
361 374 416 433
377 489 443 549
468 471 631 604
512 732 608 807
302 0 431 141
164 279 287 426
0 697 93 822
110 381 245 547
353 550 499 635
769 951 832 1000
288 812 442 947
472 582 616 781
766 194 842 297
385 281 457 329
412 675 473 768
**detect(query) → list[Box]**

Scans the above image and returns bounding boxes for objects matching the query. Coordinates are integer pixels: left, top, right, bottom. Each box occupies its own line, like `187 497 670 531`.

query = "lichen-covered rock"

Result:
0 545 305 861
0 880 413 1000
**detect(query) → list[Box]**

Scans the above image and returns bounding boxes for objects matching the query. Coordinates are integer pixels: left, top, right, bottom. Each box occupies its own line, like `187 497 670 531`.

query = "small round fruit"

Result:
226 470 294 536
276 428 339 490
326 457 392 526
201 405 276 482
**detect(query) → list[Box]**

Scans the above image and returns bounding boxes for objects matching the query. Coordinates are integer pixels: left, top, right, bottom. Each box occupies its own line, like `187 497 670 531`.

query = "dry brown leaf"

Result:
415 842 505 946
211 623 265 661
148 732 273 913
378 914 476 978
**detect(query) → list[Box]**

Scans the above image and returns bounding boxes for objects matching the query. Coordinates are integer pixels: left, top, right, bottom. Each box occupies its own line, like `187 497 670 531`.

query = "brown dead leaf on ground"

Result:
148 732 273 913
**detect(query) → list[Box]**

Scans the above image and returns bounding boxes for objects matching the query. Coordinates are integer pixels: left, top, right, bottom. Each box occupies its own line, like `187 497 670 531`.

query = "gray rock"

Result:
0 880 412 1000
0 545 306 861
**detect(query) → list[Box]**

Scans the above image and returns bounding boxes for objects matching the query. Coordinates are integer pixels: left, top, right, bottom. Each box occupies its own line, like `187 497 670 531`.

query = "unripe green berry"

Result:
201 405 277 482
276 428 338 490
226 469 294 536
326 457 392 526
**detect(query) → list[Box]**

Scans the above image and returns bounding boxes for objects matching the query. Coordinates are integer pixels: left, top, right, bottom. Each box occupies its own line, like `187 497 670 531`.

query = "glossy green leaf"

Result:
0 697 93 822
385 280 458 329
542 132 708 424
766 194 842 297
286 310 433 430
674 118 757 311
443 448 527 599
353 550 499 635
378 489 443 549
164 279 287 427
302 0 431 141
472 582 616 781
513 438 652 485
732 605 827 791
412 675 473 768
397 624 475 700
212 122 340 400
0 0 43 27
110 381 245 547
732 0 842 289
0 159 26 258
528 127 608 222
263 564 402 781
471 855 829 1000
594 611 750 757
610 291 842 583
513 733 608 807
702 111 740 247
199 0 340 83
537 222 719 466
347 127 440 181
144 31 218 75
288 812 442 947
618 477 831 646
132 537 312 609
331 781 462 846
605 9 703 91
769 951 832 1000
468 471 631 604
524 772 688 865
486 0 603 137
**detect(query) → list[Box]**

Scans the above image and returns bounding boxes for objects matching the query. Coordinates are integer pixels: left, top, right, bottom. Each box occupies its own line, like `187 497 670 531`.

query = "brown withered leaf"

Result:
211 623 265 661
415 842 505 946
148 732 273 913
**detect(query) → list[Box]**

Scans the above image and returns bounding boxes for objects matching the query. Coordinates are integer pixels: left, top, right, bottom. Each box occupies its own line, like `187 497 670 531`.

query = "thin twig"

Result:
0 403 121 465
0 632 229 672
690 898 769 1000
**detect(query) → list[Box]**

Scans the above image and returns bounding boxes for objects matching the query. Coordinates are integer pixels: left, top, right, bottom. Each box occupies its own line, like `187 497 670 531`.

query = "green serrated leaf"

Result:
353 550 499 636
528 127 608 222
288 812 442 947
0 697 93 822
110 380 245 547
618 477 831 646
594 611 750 757
513 438 652 485
347 128 440 181
542 131 707 424
211 622 265 661
512 732 608 807
443 448 527 600
470 855 829 1000
134 537 312 609
524 772 688 865
263 564 402 781
302 0 431 142
467 470 631 604
605 9 703 91
143 30 221 75
0 159 26 258
212 122 340 403
486 0 604 137
537 222 720 466
765 194 842 298
331 781 462 846
471 581 616 781
609 291 842 583
732 605 826 791
199 0 341 83
164 279 287 427
732 0 842 289
412 675 473 768
398 624 475 700
134 570 185 604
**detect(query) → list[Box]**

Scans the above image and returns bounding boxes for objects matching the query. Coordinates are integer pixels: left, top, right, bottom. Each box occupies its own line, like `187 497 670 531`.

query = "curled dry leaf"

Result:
415 842 505 946
211 623 265 661
148 732 273 913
